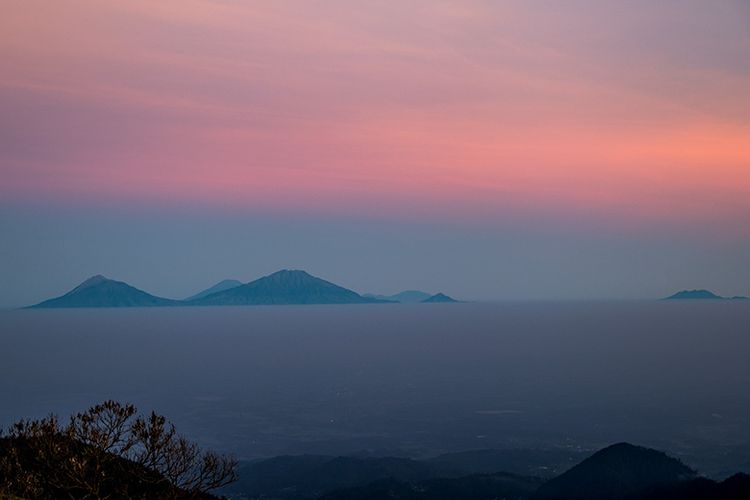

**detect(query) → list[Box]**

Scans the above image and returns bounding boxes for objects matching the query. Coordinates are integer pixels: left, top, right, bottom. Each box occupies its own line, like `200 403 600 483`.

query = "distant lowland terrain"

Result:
26 270 461 308
219 442 750 500
6 301 750 497
6 400 750 500
663 289 748 301
7 410 750 500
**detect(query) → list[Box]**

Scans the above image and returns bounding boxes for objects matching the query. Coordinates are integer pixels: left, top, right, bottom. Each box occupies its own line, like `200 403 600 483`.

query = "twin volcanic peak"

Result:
29 270 454 308
190 269 383 306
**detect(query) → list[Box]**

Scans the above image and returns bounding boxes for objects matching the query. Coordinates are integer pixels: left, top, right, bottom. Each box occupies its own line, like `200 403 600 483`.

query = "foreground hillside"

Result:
0 402 236 500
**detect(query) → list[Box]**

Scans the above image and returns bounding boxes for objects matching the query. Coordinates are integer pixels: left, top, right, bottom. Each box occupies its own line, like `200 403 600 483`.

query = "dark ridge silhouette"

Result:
319 472 544 500
224 455 443 499
185 279 243 301
533 443 696 500
224 444 742 500
27 275 179 308
664 289 725 300
364 290 432 303
190 270 387 306
637 473 750 500
219 449 581 499
422 292 458 303
319 470 750 500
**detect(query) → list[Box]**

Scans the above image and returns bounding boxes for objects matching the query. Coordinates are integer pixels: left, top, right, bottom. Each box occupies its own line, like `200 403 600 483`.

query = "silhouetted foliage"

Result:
0 400 236 499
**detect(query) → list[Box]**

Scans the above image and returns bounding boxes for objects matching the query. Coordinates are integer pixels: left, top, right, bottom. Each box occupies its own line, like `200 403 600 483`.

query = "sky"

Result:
1 0 749 306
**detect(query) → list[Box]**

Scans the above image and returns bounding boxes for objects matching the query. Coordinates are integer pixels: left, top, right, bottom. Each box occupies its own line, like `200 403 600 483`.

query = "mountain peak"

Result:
422 292 458 303
260 269 341 286
664 289 723 300
267 269 314 279
67 274 113 294
29 275 177 308
190 269 384 306
535 442 696 500
79 274 109 287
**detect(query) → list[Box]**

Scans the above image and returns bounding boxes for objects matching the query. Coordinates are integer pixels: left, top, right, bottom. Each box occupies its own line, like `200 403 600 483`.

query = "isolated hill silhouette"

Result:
190 270 385 305
662 289 748 300
422 293 458 303
28 275 179 308
664 289 724 300
534 443 696 500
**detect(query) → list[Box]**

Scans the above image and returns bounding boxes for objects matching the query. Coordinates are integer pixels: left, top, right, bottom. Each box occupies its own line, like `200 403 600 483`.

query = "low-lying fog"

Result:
2 302 749 473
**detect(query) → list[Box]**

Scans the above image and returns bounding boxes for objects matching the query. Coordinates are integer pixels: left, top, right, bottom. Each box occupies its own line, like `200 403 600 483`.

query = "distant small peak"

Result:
664 289 723 300
422 292 458 303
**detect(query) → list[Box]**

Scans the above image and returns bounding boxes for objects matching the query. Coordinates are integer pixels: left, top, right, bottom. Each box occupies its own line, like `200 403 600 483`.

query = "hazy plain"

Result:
2 302 749 473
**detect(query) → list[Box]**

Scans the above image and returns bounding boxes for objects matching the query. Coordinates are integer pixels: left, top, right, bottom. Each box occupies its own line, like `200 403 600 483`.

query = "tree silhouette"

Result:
0 400 236 499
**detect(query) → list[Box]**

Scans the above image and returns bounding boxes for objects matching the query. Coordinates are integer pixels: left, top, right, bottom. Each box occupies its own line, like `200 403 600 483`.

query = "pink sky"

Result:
2 0 749 230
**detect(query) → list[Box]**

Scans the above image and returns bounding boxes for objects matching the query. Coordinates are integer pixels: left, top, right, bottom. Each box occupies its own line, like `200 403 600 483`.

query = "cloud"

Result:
1 0 748 230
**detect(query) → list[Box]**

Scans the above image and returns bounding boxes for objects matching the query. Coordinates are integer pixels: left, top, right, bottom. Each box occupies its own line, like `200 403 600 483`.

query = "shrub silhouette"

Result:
0 400 236 499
